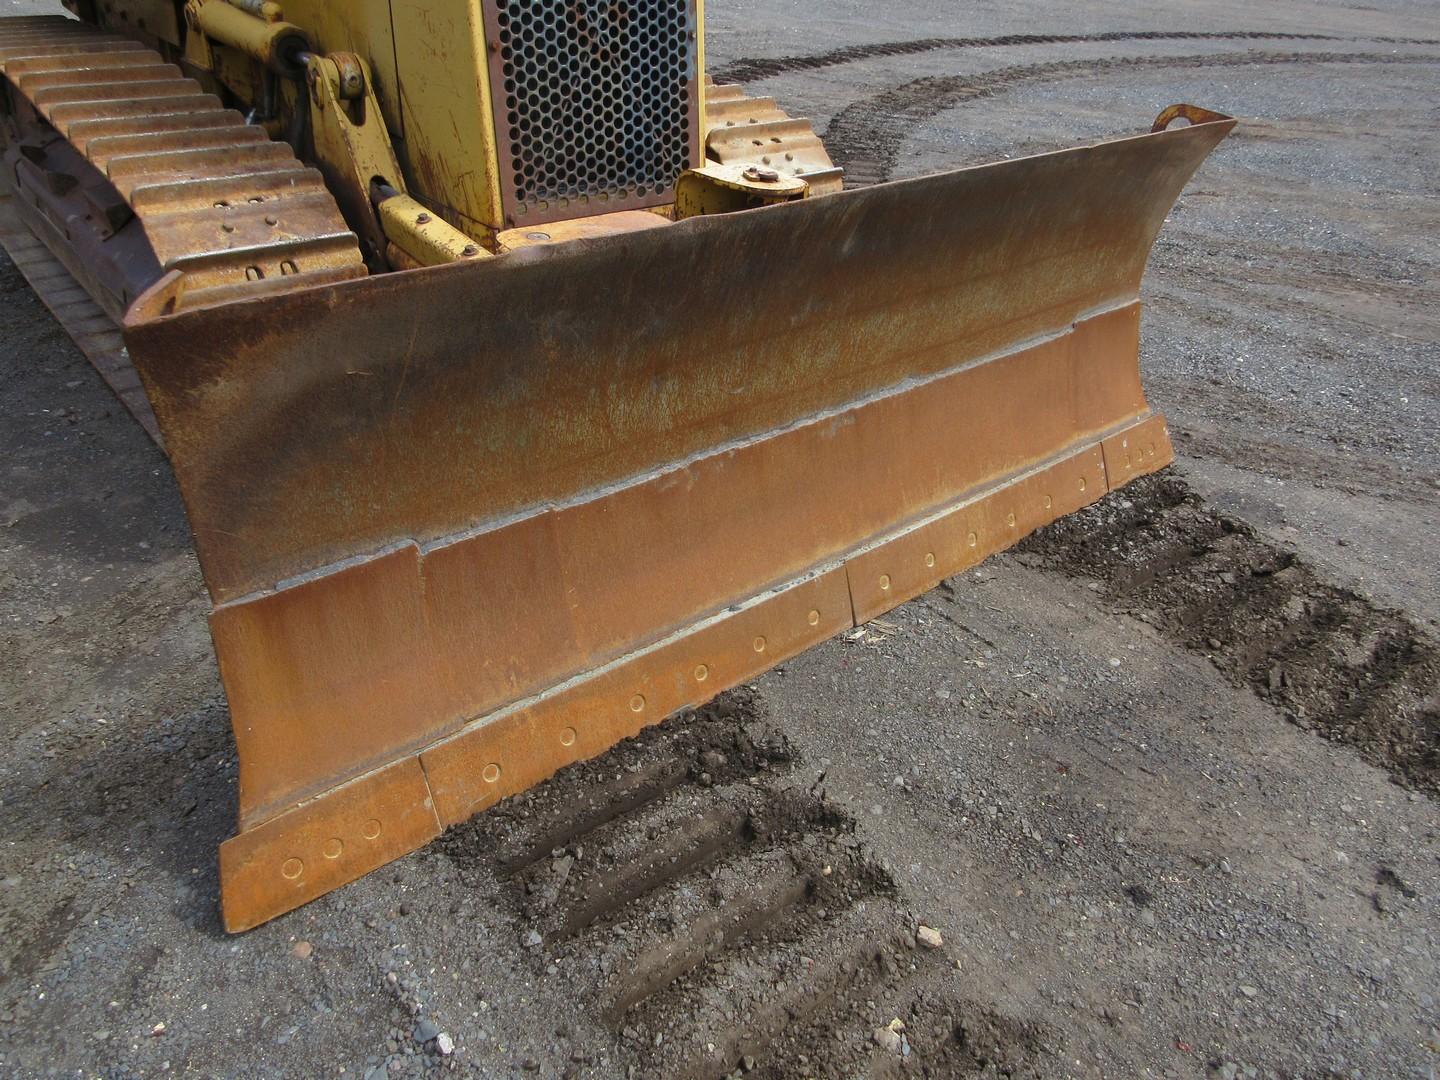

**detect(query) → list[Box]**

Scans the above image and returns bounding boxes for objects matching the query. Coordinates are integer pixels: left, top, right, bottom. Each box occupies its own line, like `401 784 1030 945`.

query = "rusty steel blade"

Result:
121 109 1234 931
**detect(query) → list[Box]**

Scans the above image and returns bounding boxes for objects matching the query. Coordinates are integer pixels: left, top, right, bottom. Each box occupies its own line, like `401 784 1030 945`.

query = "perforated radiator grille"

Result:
484 0 700 226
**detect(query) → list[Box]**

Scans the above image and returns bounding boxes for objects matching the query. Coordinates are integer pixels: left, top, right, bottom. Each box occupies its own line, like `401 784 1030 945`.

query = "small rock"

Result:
1239 985 1259 998
292 940 313 960
700 750 727 771
522 1058 540 1072
1206 637 1223 651
523 929 543 948
435 1033 454 1056
873 1027 903 1055
917 925 943 950
413 1019 440 1043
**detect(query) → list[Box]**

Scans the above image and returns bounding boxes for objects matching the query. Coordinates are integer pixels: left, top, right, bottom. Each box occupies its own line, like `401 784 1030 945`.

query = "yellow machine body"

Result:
0 3 1234 932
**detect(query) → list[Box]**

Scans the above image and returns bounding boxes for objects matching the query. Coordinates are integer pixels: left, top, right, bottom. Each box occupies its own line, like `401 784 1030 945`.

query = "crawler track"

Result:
703 77 843 193
0 16 364 318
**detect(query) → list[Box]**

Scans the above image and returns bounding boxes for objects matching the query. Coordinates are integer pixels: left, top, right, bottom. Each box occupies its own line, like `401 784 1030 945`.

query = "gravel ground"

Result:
1 1 1437 1078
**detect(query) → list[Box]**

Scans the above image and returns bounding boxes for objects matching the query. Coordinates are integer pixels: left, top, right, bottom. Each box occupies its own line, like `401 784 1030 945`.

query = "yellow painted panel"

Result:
284 0 403 137
389 0 503 231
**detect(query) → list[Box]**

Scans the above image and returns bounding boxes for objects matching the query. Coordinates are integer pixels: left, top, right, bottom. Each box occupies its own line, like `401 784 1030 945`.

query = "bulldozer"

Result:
0 1 1233 932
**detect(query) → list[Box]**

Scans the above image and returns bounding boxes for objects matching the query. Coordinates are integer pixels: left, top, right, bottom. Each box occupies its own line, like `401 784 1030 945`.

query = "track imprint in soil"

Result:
1019 475 1439 794
440 691 1044 1078
711 30 1440 83
821 51 1440 186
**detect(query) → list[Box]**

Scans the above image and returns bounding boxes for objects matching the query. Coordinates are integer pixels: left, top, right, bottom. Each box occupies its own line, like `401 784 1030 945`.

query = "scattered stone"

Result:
292 940 313 960
435 1033 454 1056
873 1027 903 1055
917 925 943 950
523 929 544 948
1239 985 1258 999
413 1019 440 1043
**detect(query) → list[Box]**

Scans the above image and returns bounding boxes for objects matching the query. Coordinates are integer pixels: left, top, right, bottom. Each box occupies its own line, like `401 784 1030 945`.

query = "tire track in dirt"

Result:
1019 476 1440 795
820 51 1440 186
440 692 1046 1078
711 30 1440 83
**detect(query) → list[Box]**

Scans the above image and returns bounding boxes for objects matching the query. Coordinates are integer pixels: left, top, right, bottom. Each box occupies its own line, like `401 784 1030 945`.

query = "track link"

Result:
0 15 365 318
703 75 843 194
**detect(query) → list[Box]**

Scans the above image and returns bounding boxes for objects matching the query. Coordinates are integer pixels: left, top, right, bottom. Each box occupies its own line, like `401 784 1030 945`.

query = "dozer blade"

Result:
120 107 1233 931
